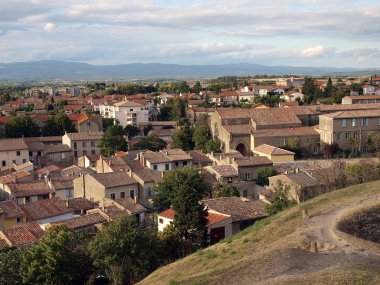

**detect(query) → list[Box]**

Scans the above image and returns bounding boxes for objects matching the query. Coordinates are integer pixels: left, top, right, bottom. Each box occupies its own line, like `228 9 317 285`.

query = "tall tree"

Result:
172 122 194 151
266 180 295 215
20 225 80 285
192 81 202 94
153 167 209 210
5 115 40 138
0 247 24 285
88 216 159 285
213 183 240 198
325 77 333 97
42 112 75 136
172 97 186 121
257 166 277 186
98 125 128 157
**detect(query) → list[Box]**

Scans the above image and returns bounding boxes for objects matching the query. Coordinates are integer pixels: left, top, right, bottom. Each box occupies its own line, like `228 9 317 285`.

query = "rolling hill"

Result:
138 181 380 285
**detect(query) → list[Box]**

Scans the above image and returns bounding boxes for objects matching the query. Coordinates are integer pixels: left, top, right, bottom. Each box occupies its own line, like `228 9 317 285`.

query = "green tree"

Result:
124 125 140 138
102 117 115 131
257 166 277 186
205 139 221 153
0 247 24 285
193 124 211 151
192 81 202 94
143 123 153 136
172 122 194 151
88 216 159 285
172 97 186 121
367 131 380 155
20 225 80 285
98 125 128 157
153 167 209 210
5 115 40 138
266 180 295 215
325 76 333 97
214 183 240 198
42 112 75 136
134 135 167 151
172 178 208 250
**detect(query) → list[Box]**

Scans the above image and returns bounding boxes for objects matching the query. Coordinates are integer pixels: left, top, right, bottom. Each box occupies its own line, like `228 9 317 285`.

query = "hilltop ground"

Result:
138 181 380 285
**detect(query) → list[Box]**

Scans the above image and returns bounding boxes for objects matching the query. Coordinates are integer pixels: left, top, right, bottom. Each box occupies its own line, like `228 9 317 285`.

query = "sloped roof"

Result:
233 156 274 166
20 198 74 221
49 177 73 190
0 222 44 246
113 100 143 107
115 197 147 214
64 132 103 141
0 138 28 151
0 200 24 219
52 213 106 230
321 109 380 119
44 144 71 154
254 144 295 156
187 150 212 164
202 197 268 222
7 181 52 197
251 126 319 138
209 165 238 177
90 172 138 188
250 108 301 126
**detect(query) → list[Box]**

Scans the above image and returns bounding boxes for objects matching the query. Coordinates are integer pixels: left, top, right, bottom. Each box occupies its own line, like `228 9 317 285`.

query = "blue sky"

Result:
0 0 379 68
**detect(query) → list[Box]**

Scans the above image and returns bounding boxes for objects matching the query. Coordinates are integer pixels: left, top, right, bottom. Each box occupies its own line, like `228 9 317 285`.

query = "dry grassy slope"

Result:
138 181 380 285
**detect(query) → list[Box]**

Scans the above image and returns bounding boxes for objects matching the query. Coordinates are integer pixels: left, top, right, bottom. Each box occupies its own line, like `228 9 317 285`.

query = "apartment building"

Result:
317 110 380 152
62 132 103 157
99 100 149 127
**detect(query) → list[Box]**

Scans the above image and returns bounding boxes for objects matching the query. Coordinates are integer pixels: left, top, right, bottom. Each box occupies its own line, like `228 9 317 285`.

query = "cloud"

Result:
43 22 58 32
301 45 335 57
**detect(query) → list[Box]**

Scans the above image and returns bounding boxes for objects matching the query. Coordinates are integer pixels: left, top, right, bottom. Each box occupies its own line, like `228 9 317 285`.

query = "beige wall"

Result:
73 174 139 203
318 115 380 151
77 120 100 133
63 135 101 157
252 150 294 163
0 149 29 169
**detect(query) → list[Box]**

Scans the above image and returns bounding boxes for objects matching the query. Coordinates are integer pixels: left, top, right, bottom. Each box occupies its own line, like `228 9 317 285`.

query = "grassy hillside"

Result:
138 181 380 285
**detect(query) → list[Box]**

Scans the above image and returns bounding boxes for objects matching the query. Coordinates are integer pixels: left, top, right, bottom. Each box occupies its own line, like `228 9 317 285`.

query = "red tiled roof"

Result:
33 113 49 121
64 105 82 111
0 200 24 219
158 209 229 226
52 213 106 230
36 164 61 174
20 198 74 221
220 90 238 97
0 222 44 246
7 181 52 197
0 117 11 124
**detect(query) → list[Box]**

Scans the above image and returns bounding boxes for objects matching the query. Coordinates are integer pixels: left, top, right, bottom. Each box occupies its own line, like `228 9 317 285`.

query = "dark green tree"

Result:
134 135 167 151
153 167 209 210
88 216 159 285
172 97 186 121
5 115 40 138
192 81 202 94
193 123 211 151
143 123 153 136
257 166 277 186
42 112 75 136
213 183 240 198
0 247 24 285
102 117 115 131
172 122 194 151
20 225 80 285
98 125 128 157
325 77 333 97
124 125 140 138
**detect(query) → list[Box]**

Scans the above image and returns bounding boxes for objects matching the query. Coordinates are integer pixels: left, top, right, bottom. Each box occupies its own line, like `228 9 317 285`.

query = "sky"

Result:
0 0 380 68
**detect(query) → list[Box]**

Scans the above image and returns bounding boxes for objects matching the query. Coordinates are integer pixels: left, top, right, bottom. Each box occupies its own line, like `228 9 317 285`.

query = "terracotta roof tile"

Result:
64 131 103 141
7 181 52 197
90 172 138 188
233 156 273 166
20 198 74 221
254 144 295 156
0 222 44 246
158 209 229 227
0 138 28 151
115 198 147 214
0 200 24 219
52 213 106 230
67 197 96 212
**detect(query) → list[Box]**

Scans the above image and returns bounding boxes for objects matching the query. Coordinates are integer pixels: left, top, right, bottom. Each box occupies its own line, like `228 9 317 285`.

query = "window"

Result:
66 189 72 198
352 119 356 127
83 150 87 156
345 132 350 140
147 187 153 197
165 164 170 170
87 121 91 127
130 109 133 111
25 197 31 203
337 133 341 140
16 217 22 224
342 119 347 128
120 192 125 198
313 146 319 154
74 151 78 157
153 164 158 170
361 117 368 126
353 132 359 139
183 161 187 166
245 173 251 181
110 193 116 200
243 190 248 197
37 151 41 156
2 160 6 167
175 162 179 167
91 150 96 155
129 190 135 199
159 218 164 224
82 142 86 147
23 159 26 163
227 177 232 183
12 160 16 164
91 141 96 147
16 150 21 156
29 151 32 156
73 142 77 149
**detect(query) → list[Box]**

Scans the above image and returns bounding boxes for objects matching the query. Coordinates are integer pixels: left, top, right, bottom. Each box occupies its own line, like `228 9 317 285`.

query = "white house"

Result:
157 208 233 244
99 100 149 127
280 91 304 102
140 149 193 171
237 91 256 102
362 85 376 95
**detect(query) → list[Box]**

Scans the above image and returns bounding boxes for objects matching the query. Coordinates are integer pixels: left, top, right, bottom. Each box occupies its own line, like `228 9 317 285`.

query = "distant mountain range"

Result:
0 60 378 82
